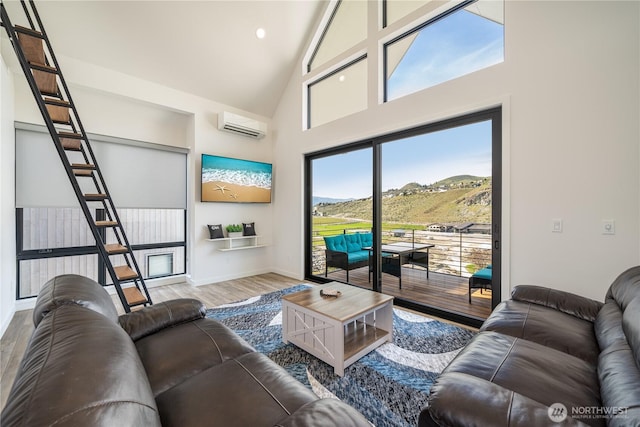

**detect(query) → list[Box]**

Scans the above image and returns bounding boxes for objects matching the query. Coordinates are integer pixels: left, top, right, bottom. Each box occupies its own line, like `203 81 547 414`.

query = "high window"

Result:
307 0 367 72
304 0 504 128
308 56 368 128
385 1 504 101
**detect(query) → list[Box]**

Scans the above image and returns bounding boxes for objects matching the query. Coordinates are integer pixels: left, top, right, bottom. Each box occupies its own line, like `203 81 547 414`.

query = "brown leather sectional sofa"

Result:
1 274 371 427
421 265 640 427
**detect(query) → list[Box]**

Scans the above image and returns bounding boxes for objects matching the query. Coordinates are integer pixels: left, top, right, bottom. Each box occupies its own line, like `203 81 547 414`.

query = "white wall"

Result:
272 0 640 301
0 54 16 337
0 50 275 324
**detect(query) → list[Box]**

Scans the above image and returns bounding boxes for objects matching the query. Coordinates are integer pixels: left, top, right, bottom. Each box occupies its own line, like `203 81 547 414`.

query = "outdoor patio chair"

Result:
469 265 492 302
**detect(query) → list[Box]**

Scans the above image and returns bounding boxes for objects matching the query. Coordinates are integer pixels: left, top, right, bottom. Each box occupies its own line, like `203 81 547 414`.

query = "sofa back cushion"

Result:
359 232 373 248
324 235 347 252
33 274 118 327
1 304 161 427
343 233 362 253
595 265 640 425
603 265 640 366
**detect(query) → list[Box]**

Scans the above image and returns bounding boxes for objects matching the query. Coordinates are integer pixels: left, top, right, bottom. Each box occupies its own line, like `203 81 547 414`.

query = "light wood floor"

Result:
0 272 304 410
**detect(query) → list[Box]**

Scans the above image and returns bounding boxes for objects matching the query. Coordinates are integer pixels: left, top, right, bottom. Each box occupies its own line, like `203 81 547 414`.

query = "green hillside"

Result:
315 176 491 224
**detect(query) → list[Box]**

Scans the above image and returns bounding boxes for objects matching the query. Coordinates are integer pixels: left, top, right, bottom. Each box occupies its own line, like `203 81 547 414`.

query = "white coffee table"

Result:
282 282 393 376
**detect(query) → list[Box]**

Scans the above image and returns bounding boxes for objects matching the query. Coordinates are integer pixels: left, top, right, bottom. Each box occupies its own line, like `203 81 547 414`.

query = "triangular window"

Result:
307 0 367 72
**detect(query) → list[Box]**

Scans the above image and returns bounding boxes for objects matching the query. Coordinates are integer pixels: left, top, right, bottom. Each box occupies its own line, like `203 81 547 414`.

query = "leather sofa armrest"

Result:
424 372 590 427
118 299 206 341
511 285 603 322
275 399 370 427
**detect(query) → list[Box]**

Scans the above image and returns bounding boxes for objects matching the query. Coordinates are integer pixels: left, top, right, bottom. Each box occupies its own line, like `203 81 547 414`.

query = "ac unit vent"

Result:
217 111 267 139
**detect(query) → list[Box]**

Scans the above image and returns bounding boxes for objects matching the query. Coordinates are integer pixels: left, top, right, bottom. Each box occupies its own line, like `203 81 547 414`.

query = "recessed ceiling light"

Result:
256 28 266 39
339 75 346 82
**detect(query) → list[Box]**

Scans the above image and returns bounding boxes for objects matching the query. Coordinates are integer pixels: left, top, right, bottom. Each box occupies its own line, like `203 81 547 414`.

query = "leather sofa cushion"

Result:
623 296 640 368
480 300 600 365
275 398 373 427
596 297 640 426
33 274 118 327
2 305 160 427
119 298 207 341
441 332 603 425
134 317 255 396
155 352 318 427
511 285 603 322
595 302 627 350
598 340 640 426
426 372 591 427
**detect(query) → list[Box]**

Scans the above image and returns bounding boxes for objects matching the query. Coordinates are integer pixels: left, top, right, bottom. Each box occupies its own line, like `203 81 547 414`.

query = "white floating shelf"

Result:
207 235 266 251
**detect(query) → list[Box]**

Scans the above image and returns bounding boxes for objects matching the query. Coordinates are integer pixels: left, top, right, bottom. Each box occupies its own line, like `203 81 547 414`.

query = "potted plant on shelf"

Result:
226 224 243 238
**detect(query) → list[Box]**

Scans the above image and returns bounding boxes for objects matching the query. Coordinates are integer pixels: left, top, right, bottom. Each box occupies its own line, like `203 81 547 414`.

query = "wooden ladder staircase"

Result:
1 1 152 312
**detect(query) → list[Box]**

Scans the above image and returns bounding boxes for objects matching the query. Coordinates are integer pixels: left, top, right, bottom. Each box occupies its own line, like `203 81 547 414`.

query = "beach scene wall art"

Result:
201 154 272 203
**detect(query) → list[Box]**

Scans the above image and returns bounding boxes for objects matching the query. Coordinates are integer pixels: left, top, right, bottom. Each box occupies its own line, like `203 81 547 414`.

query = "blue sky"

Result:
313 120 492 199
387 8 504 100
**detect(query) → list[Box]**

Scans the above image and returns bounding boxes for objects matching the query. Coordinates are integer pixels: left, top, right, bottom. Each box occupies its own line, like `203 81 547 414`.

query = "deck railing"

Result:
311 225 492 278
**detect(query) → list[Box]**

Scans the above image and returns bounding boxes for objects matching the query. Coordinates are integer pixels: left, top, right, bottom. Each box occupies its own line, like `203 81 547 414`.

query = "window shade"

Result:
15 124 187 209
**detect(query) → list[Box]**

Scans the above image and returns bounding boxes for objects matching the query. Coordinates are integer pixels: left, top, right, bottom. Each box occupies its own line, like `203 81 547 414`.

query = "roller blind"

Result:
15 124 187 209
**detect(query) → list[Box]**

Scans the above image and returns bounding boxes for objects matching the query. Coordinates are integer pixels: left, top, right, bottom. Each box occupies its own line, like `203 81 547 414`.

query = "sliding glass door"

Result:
378 117 496 319
305 108 501 325
307 147 373 285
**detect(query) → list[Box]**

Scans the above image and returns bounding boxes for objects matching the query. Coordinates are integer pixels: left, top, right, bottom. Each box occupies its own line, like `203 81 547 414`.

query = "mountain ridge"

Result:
314 175 491 224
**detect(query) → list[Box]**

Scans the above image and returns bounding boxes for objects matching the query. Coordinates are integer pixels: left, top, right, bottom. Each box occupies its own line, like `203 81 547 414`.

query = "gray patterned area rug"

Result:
205 285 475 427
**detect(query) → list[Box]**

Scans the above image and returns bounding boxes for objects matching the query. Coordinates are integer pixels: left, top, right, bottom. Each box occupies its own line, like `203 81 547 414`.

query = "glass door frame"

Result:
304 107 501 327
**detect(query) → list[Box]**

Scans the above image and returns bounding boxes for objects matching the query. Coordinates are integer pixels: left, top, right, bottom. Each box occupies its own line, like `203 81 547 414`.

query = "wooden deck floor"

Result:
324 266 492 320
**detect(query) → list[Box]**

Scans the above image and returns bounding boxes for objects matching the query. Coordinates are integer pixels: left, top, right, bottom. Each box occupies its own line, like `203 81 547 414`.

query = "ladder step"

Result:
15 26 45 66
61 138 81 151
123 287 147 306
58 131 82 139
14 25 44 39
71 163 95 176
105 243 129 254
43 98 70 107
29 62 57 73
33 69 57 95
95 220 119 228
44 98 70 124
58 132 83 151
84 193 108 201
71 163 95 169
73 169 93 177
114 265 138 281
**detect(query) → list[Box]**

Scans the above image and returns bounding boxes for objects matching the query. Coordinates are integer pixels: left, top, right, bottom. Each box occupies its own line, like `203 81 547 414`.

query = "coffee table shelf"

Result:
344 320 390 361
282 282 393 376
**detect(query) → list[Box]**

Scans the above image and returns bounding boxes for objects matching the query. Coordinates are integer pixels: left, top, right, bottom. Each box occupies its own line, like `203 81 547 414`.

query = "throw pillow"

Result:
243 222 256 236
207 224 224 239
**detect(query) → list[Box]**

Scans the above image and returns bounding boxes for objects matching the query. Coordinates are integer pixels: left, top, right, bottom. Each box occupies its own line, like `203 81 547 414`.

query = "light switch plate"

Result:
602 220 615 235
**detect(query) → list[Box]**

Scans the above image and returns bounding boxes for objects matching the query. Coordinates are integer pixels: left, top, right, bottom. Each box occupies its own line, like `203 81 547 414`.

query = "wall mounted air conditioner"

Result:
217 111 267 139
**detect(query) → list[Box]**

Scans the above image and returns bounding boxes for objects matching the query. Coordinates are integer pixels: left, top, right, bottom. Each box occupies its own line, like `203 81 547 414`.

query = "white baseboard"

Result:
188 268 272 287
270 267 304 282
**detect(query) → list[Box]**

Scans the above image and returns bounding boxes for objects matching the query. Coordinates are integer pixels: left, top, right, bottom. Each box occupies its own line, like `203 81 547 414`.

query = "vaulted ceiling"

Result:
2 0 326 117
